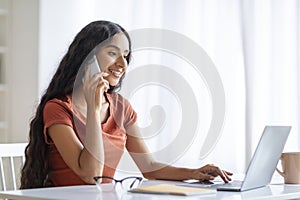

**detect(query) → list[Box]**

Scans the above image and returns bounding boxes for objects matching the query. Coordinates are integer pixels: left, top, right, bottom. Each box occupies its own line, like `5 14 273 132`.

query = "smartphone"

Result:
89 55 101 78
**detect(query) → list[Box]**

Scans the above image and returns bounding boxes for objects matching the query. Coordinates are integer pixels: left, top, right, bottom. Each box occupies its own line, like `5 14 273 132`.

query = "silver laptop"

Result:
181 126 291 192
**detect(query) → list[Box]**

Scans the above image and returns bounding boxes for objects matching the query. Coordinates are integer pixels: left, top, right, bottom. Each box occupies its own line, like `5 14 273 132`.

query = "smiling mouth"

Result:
109 69 123 78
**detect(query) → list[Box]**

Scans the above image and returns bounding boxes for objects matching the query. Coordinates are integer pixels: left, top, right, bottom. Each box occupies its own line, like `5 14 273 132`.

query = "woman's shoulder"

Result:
44 96 72 111
107 92 137 130
43 96 74 129
107 92 135 115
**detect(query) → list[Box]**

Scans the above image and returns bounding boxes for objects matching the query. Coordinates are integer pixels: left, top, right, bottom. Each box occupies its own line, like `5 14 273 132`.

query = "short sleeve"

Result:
43 100 73 144
123 99 137 129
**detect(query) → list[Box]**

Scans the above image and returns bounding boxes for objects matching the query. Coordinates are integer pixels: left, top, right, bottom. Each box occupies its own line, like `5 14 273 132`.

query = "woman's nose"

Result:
115 55 127 68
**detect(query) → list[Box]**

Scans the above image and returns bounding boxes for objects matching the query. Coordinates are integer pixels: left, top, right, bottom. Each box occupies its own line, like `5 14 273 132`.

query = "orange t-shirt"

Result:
43 93 137 186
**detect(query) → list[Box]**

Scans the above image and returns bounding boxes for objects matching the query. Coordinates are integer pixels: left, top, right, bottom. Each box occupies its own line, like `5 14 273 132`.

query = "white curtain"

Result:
92 0 246 173
242 0 300 163
39 0 300 176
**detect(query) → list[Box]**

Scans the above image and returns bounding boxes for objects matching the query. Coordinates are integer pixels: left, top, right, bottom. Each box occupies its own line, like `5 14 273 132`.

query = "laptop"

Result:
180 126 291 192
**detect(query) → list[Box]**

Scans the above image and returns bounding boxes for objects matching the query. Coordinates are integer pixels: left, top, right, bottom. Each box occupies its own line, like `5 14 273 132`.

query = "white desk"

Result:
1 180 300 200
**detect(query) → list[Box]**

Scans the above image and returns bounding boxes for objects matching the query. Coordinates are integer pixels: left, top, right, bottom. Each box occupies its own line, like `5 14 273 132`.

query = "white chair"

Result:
0 143 27 191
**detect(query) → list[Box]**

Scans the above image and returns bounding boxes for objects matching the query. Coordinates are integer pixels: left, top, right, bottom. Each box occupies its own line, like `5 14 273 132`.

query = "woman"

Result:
20 20 232 189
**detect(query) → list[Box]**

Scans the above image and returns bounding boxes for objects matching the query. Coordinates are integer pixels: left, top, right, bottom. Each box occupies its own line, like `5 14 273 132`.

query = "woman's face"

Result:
96 33 130 86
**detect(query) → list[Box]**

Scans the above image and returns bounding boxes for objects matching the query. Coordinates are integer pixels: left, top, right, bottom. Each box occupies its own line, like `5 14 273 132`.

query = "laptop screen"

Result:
241 126 291 191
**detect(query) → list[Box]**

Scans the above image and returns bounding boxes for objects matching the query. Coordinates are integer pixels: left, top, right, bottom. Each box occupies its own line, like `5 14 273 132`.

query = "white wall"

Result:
39 0 96 95
8 0 39 142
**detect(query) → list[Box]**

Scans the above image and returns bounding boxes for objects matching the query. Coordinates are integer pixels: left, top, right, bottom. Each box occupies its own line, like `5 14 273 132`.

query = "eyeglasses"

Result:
93 176 143 192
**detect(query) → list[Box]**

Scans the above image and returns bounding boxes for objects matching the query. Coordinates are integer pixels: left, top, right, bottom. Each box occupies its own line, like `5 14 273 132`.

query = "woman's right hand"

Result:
83 65 109 111
193 164 233 183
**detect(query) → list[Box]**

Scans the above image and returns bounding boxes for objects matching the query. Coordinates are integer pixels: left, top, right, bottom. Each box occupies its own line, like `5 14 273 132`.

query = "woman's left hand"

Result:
192 164 233 183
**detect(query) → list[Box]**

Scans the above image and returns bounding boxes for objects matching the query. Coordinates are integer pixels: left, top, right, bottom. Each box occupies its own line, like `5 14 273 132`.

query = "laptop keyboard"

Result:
213 180 243 188
181 180 243 189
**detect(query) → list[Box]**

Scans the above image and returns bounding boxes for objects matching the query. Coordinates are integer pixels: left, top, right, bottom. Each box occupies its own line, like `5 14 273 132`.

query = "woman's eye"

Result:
108 52 117 56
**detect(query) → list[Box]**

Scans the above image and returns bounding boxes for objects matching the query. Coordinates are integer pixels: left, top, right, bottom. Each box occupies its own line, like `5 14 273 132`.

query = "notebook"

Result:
180 126 291 192
129 184 216 196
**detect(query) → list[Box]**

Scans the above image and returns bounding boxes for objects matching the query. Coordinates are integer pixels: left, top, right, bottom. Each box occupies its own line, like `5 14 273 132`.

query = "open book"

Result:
129 184 216 196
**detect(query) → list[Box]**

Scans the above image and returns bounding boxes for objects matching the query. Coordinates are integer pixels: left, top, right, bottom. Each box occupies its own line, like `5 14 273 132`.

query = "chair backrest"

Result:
0 143 27 191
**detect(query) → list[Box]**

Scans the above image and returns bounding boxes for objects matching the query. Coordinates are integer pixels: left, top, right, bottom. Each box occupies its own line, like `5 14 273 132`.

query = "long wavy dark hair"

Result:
20 20 132 189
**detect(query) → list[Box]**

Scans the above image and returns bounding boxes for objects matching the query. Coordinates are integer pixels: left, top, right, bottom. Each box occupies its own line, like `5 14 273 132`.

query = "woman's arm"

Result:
48 120 103 184
126 123 232 182
48 68 109 184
